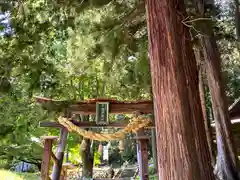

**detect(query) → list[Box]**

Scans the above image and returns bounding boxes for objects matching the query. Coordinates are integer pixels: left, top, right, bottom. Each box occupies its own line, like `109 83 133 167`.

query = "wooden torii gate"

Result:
35 96 154 180
36 96 240 180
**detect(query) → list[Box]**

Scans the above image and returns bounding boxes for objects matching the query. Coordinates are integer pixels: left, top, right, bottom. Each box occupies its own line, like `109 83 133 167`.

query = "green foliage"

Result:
67 144 82 165
211 2 240 104
120 134 137 163
135 166 157 180
0 95 53 167
136 175 157 180
109 141 123 165
148 165 156 175
93 152 101 166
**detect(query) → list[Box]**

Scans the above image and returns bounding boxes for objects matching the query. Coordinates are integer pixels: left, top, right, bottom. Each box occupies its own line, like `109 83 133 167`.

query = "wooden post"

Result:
40 136 58 180
136 130 149 180
51 128 68 180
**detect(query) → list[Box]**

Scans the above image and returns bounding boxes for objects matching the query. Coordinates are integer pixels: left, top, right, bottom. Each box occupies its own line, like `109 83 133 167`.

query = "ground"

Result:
0 165 157 179
0 169 40 180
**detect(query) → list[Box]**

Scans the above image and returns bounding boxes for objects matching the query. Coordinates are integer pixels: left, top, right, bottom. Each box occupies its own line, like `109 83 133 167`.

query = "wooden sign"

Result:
103 145 109 161
96 102 109 125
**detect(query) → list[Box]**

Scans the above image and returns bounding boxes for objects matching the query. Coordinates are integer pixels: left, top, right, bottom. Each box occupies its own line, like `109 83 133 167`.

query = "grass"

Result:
136 175 157 180
0 169 40 180
135 165 158 180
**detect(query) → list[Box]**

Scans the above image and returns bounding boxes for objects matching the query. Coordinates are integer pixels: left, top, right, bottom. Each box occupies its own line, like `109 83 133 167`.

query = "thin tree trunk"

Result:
234 0 240 60
151 129 158 174
80 138 94 178
194 47 216 166
235 0 240 42
145 0 215 179
66 145 69 163
80 115 94 178
51 128 68 180
193 1 240 179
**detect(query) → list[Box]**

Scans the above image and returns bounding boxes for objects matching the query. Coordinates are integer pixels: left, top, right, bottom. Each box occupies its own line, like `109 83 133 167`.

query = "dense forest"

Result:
0 0 240 179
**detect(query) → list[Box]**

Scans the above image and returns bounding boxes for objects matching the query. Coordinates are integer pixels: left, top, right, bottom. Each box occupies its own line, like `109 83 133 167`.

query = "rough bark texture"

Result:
80 138 94 178
235 0 240 42
203 34 240 180
80 115 94 178
193 1 240 179
234 0 240 60
194 48 216 166
145 0 215 180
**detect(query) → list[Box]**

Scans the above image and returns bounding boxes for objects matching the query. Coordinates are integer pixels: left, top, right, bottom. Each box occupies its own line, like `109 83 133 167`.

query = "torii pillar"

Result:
51 110 70 180
136 129 149 180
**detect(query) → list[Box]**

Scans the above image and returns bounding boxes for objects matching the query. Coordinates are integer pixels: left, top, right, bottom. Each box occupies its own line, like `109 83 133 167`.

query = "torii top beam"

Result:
35 96 240 132
34 96 153 115
35 96 240 118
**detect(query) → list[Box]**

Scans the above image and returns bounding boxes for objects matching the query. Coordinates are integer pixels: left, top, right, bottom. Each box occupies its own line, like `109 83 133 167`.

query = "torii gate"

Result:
35 96 154 180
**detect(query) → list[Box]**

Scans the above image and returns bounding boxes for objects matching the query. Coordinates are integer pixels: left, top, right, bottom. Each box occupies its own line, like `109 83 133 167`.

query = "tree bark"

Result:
235 0 240 42
194 47 216 166
145 0 215 180
151 129 158 174
150 79 158 175
234 0 240 60
80 115 94 178
193 0 240 179
51 128 68 180
203 32 239 180
80 138 94 178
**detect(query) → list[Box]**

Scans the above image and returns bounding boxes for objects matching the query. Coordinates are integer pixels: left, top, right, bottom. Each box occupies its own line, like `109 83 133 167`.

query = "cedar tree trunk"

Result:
194 47 216 166
193 0 240 179
145 0 215 179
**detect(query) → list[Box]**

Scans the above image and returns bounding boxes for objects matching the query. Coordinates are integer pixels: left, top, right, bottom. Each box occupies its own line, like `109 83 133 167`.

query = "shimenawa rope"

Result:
58 116 151 141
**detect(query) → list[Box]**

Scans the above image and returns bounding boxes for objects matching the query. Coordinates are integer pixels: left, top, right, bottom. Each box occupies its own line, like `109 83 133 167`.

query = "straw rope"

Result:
58 116 151 141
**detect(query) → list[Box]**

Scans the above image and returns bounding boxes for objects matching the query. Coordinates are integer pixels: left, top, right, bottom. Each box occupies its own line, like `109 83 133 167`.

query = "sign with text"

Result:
103 145 109 161
96 102 109 125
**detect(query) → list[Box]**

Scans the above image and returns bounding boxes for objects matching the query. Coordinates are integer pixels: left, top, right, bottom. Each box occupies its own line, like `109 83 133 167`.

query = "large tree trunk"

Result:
194 47 216 166
193 1 240 179
145 0 215 179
